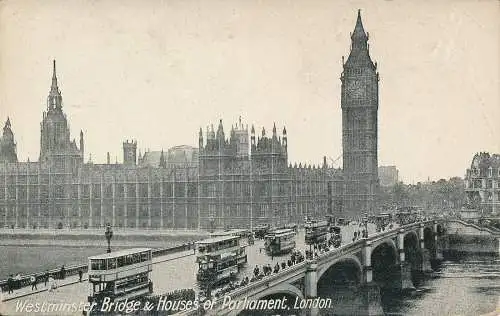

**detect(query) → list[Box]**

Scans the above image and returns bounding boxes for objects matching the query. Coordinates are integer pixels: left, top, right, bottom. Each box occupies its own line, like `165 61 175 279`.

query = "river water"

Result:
382 257 500 316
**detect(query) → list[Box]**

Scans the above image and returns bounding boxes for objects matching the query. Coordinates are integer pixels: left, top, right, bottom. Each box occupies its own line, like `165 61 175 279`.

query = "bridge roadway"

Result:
0 223 375 316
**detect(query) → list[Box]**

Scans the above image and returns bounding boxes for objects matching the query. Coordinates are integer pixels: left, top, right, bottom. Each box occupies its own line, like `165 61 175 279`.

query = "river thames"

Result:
1 226 499 315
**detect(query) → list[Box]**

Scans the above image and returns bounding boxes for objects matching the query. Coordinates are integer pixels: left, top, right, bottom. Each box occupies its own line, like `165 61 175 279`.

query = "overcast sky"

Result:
0 0 498 183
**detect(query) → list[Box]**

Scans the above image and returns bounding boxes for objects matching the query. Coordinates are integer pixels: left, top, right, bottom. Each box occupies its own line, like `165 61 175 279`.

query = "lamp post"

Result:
105 223 113 253
209 216 215 233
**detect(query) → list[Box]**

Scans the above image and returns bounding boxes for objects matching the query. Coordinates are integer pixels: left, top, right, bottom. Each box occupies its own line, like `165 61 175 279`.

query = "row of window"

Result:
90 251 152 271
469 167 500 178
467 179 499 189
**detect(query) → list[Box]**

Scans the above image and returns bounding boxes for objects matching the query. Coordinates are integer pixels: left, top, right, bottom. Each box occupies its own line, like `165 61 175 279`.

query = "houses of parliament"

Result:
0 11 379 229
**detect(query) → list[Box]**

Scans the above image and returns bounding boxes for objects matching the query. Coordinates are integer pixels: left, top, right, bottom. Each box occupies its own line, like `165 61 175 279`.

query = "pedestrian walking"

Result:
30 275 38 290
7 274 14 294
14 273 21 290
78 269 83 282
43 270 48 287
60 265 66 280
48 275 57 292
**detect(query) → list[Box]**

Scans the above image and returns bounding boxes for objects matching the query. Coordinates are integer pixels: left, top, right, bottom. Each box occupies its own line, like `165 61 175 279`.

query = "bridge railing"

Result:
0 242 195 292
316 237 364 264
316 220 440 266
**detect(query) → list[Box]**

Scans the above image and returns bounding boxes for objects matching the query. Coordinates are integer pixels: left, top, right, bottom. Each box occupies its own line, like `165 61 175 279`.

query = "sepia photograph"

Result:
0 0 499 315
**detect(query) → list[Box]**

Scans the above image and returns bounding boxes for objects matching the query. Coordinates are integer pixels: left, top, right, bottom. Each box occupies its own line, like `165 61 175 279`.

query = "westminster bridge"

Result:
180 219 500 316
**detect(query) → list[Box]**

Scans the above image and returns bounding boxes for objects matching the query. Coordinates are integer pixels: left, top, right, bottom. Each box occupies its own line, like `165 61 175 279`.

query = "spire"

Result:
159 149 166 168
345 10 375 69
272 122 277 137
51 60 58 90
79 130 85 159
2 117 14 141
216 119 224 140
351 9 367 41
48 60 63 110
208 124 215 140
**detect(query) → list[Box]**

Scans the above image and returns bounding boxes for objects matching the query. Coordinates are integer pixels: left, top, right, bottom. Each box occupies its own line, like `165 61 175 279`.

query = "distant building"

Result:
464 152 500 215
139 145 199 169
197 120 343 229
378 166 399 187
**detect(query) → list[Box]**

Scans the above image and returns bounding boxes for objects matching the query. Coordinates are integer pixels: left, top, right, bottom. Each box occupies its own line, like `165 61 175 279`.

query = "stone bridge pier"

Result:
419 224 434 273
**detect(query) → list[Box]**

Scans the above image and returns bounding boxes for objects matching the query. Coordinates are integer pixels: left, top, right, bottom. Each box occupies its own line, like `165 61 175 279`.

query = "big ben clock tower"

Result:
341 10 379 218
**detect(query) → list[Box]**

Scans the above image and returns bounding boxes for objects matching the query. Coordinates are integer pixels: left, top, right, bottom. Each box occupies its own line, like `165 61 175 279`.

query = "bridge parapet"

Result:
229 261 308 301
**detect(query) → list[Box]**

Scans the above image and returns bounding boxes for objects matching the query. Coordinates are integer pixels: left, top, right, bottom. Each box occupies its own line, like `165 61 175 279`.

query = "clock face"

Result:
346 80 364 98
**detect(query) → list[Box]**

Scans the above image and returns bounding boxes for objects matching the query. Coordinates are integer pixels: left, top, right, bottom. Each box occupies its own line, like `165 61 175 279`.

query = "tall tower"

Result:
123 140 137 166
341 10 379 217
0 118 18 163
39 60 84 166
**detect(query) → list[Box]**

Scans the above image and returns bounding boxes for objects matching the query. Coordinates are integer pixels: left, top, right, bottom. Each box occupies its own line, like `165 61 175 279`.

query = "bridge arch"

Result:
403 230 419 242
404 230 421 275
317 255 363 284
316 255 364 316
371 238 398 262
371 239 399 289
423 226 435 251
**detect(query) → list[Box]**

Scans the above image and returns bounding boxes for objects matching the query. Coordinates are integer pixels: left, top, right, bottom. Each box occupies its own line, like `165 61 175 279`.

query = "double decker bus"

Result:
264 229 296 255
195 236 244 285
304 219 329 245
210 229 254 247
254 224 270 239
326 215 349 227
87 248 153 314
277 223 298 232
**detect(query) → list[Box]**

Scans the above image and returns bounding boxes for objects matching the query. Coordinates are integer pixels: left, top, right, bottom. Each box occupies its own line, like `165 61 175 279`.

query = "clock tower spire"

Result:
341 10 380 218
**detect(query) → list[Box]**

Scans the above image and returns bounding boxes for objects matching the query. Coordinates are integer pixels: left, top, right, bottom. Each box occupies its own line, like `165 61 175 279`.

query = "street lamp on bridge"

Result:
105 223 113 253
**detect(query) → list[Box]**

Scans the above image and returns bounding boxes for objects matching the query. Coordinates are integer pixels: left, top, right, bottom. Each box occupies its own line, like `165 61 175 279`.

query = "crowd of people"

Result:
206 250 306 300
2 264 77 295
208 234 353 300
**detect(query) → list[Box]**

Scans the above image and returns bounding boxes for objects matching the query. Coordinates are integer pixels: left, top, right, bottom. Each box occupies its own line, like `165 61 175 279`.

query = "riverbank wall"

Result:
442 234 499 258
0 228 209 248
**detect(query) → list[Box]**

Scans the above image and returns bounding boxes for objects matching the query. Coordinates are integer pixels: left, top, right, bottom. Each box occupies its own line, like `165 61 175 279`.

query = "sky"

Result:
0 0 498 183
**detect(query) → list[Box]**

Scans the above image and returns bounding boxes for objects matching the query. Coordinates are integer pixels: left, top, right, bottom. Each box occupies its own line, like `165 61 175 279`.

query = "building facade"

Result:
197 120 343 229
378 166 399 187
341 10 380 217
464 152 500 215
0 61 342 230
